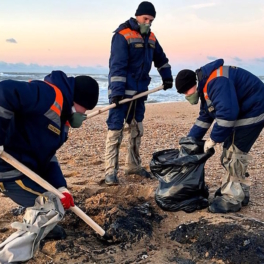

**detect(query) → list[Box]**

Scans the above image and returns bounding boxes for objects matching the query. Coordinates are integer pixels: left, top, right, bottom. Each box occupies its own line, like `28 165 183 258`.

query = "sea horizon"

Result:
0 71 185 105
1 71 264 106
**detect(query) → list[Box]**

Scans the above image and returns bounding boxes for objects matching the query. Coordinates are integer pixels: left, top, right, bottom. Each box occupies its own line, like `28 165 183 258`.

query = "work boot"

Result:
44 225 67 240
105 173 119 185
209 196 241 213
241 183 250 206
125 168 151 178
215 187 249 206
241 192 250 206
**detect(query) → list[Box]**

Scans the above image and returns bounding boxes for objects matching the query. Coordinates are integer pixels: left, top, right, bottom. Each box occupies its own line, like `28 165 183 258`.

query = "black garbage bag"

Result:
150 137 215 213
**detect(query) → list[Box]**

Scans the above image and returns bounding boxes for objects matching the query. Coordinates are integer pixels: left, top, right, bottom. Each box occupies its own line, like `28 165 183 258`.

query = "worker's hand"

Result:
58 187 74 209
111 96 123 106
0 146 3 155
162 77 173 90
204 138 216 153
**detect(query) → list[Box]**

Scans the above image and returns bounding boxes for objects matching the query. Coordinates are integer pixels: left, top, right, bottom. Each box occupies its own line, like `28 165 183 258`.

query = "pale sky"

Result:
1 0 264 75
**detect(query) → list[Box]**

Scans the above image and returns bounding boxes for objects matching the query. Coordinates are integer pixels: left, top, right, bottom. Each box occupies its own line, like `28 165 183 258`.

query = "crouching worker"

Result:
175 58 264 214
0 71 99 263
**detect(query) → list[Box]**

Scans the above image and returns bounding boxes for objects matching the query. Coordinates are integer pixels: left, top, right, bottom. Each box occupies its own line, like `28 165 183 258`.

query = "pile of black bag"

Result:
150 137 214 213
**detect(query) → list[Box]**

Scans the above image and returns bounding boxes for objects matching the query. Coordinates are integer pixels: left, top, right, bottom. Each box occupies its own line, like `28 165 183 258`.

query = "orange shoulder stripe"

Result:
44 81 63 116
119 28 143 41
149 32 156 42
203 66 223 100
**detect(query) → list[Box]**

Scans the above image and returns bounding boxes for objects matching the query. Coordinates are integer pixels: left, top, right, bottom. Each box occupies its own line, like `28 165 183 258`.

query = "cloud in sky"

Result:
232 57 242 62
0 61 108 74
207 56 218 61
6 38 17 44
187 1 264 23
255 58 264 63
0 59 263 76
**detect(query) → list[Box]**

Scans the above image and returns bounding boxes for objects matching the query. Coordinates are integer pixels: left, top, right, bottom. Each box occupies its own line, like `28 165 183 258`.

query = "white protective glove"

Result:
204 138 216 153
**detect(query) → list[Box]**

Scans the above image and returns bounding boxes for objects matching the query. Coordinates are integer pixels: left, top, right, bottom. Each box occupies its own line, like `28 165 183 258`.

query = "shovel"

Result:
86 85 164 119
0 150 112 241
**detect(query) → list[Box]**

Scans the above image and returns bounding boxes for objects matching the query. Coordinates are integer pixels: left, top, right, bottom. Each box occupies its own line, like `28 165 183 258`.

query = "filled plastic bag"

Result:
150 137 214 213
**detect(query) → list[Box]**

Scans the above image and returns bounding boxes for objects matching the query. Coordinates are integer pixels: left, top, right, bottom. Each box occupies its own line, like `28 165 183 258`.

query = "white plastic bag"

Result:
0 192 64 263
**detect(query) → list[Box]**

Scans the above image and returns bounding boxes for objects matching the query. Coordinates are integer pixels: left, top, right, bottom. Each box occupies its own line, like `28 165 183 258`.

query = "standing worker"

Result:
0 71 99 262
105 1 173 185
175 58 264 213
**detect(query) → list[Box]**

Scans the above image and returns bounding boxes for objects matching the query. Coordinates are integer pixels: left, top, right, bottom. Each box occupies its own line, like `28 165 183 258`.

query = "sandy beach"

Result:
1 101 264 263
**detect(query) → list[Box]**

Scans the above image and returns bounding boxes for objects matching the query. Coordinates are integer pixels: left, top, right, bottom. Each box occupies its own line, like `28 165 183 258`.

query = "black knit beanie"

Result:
135 1 156 18
74 76 99 110
175 70 197 94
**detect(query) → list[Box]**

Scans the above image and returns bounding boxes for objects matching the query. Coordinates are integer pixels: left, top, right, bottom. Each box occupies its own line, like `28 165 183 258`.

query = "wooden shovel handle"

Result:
0 151 105 236
86 85 164 119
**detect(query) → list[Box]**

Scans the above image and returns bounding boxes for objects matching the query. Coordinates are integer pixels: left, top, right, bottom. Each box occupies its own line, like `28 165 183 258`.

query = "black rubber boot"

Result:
241 194 249 206
241 183 250 206
125 168 151 178
105 173 119 185
136 168 152 178
45 225 67 240
209 196 241 213
214 187 222 197
215 187 249 206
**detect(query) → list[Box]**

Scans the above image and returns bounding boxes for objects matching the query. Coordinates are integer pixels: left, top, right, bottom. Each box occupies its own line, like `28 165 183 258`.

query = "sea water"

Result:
1 72 264 106
0 72 185 105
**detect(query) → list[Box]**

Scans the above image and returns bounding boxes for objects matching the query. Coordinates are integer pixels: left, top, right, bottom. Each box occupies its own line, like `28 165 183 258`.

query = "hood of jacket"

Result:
114 17 150 33
44 70 74 121
197 59 224 93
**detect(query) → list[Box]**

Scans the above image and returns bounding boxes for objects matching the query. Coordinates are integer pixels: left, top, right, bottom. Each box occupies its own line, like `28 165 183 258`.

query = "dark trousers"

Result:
0 177 46 208
0 158 65 208
106 98 145 130
223 123 264 152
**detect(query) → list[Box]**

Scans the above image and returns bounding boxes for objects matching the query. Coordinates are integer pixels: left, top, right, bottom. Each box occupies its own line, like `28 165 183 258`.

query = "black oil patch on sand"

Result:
170 218 264 264
104 202 163 243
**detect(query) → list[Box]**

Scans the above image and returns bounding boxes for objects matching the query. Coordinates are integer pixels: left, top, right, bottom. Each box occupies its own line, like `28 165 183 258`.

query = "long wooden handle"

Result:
86 85 164 119
0 151 105 236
